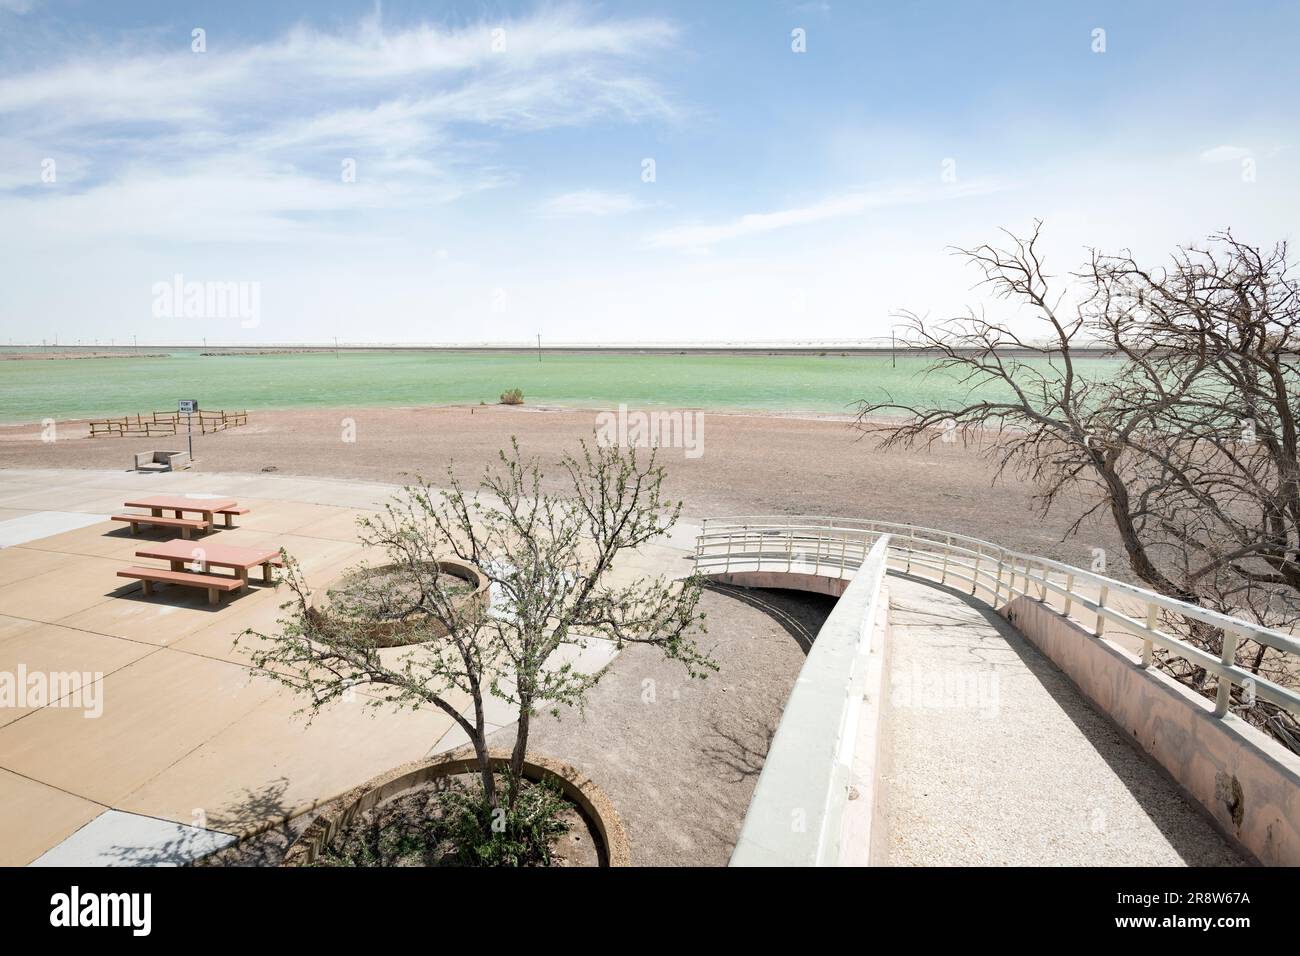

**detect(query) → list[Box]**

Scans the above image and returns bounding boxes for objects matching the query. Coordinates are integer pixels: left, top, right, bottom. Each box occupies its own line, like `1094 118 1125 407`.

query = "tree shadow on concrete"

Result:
104 777 297 867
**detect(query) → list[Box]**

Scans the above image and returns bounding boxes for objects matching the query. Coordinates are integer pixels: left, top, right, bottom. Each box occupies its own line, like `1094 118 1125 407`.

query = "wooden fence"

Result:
88 409 248 438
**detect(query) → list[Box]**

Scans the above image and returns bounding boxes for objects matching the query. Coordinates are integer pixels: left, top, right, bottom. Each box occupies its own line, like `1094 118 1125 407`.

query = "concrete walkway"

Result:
881 575 1245 865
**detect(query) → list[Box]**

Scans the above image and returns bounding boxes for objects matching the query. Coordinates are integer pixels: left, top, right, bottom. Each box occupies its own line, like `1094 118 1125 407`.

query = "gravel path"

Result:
882 575 1245 866
489 585 833 865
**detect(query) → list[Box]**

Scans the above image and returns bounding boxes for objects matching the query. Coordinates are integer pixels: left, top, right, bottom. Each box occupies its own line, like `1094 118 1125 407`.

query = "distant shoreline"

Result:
1 350 171 361
2 343 1122 358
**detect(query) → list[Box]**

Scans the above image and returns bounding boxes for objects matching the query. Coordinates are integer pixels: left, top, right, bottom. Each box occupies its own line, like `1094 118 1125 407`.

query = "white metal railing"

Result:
695 516 1300 722
730 535 891 867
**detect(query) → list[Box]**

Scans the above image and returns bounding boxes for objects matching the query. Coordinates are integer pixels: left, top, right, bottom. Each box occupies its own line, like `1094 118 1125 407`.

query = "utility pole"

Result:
537 333 542 363
891 330 896 368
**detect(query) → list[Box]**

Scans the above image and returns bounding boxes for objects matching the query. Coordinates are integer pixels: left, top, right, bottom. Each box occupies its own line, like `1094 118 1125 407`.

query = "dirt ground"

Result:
488 585 834 865
0 404 1128 573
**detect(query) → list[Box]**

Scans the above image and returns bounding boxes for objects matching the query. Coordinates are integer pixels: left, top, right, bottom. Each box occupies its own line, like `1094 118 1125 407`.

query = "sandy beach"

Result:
0 404 1125 571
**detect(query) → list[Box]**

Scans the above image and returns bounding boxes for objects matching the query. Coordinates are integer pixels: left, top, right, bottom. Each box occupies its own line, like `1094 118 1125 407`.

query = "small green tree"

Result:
242 438 713 817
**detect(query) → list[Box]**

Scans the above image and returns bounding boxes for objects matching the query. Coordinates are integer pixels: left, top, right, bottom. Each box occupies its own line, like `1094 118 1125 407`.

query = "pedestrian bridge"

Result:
694 517 1300 867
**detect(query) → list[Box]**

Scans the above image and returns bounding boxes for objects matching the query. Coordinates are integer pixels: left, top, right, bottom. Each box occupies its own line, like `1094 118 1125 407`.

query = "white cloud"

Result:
0 7 678 243
539 189 649 217
646 179 1008 250
0 7 676 123
1200 145 1252 163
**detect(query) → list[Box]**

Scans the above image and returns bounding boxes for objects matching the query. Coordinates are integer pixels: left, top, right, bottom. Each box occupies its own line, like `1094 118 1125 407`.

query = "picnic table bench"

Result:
117 566 244 606
111 513 209 539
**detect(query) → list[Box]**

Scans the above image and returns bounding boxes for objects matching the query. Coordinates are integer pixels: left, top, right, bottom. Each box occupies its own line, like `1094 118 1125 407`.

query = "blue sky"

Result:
2 0 1299 345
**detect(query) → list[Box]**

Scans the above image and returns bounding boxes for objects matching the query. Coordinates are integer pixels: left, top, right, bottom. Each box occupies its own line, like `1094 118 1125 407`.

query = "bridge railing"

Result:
695 516 1300 722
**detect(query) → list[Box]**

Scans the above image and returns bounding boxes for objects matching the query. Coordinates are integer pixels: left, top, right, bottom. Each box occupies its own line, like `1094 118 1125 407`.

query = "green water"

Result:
0 350 1122 424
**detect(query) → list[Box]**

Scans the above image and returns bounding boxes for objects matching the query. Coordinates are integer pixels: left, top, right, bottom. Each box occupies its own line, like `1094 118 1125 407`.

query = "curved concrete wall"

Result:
710 569 850 598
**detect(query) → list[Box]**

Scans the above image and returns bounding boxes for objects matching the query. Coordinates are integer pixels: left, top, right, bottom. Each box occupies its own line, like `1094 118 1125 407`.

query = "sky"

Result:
1 0 1299 346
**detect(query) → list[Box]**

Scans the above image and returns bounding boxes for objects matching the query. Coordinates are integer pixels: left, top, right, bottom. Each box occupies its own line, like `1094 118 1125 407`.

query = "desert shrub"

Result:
499 388 524 405
314 775 568 867
440 776 568 867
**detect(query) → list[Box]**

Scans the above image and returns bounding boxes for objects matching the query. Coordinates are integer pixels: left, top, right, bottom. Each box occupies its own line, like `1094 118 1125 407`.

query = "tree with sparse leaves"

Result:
243 438 715 816
857 223 1300 750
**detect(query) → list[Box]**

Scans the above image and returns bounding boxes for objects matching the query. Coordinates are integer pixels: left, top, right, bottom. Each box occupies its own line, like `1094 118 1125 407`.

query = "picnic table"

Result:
113 495 249 539
133 539 283 586
122 495 240 524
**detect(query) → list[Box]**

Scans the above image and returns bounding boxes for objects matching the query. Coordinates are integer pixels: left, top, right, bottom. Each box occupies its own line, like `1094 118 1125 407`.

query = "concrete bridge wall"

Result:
1006 594 1300 866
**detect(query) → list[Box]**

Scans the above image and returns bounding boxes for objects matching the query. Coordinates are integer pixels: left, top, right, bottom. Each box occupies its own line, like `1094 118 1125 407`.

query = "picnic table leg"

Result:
181 526 192 540
142 580 153 596
224 513 233 528
207 587 219 606
237 568 249 592
262 562 274 583
129 521 140 535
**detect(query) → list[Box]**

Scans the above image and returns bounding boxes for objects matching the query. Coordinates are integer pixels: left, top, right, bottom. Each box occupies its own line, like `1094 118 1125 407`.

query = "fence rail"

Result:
87 409 248 438
695 516 1300 722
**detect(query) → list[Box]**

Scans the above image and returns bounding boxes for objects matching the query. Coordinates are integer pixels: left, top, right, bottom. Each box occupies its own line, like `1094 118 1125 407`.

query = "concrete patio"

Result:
0 468 650 866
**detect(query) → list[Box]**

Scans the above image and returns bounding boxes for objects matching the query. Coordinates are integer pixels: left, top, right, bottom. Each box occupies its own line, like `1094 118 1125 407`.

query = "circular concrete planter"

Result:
308 558 490 647
283 747 630 867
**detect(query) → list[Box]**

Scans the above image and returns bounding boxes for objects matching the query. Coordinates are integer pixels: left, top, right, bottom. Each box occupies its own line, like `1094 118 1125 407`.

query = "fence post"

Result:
1142 604 1156 668
971 545 981 597
1095 585 1108 637
941 534 950 585
992 554 1003 606
1063 573 1074 616
1214 629 1240 718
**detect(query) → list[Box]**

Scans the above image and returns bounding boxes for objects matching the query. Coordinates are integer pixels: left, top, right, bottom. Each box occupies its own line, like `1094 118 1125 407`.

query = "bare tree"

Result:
857 223 1300 747
243 438 715 813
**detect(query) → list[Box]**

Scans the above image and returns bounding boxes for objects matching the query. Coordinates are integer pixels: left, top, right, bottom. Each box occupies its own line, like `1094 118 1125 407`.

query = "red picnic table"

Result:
132 538 283 586
112 495 248 539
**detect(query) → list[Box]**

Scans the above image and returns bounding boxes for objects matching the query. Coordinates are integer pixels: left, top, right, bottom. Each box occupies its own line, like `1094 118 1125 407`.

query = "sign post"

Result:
178 399 198 462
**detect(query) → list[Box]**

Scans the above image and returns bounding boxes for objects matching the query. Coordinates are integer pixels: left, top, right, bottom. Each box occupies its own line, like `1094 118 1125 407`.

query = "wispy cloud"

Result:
539 189 650 217
646 179 1008 250
1199 145 1252 163
0 5 677 242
